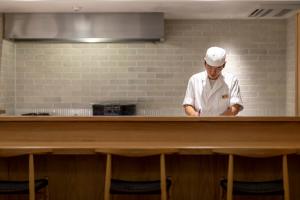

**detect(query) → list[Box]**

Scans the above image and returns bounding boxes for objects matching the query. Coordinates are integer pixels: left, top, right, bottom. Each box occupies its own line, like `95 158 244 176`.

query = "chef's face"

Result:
204 62 225 80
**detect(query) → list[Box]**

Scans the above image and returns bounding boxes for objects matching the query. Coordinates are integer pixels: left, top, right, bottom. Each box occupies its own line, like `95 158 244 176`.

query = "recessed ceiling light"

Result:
80 38 109 43
72 6 82 12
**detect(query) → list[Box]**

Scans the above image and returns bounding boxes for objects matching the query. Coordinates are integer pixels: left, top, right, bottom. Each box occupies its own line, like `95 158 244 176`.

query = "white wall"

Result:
0 15 16 114
286 16 296 116
0 19 296 116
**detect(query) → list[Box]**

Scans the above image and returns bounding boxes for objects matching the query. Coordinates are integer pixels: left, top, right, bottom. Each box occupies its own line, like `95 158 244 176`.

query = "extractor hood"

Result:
4 13 164 42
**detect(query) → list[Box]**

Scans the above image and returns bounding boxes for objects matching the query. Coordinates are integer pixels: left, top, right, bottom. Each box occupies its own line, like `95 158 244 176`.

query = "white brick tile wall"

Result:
0 39 16 114
0 14 16 114
286 16 296 116
0 19 296 116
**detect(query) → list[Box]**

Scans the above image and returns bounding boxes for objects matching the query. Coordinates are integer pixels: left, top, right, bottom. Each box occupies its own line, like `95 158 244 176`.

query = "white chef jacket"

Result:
183 71 243 116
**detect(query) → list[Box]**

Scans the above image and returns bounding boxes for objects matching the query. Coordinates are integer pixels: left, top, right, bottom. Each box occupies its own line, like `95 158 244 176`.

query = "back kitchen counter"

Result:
0 116 300 151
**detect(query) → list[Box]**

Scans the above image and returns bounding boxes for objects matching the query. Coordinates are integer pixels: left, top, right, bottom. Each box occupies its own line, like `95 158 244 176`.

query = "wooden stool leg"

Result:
227 154 234 200
282 155 290 200
104 154 112 200
160 154 167 200
29 154 35 200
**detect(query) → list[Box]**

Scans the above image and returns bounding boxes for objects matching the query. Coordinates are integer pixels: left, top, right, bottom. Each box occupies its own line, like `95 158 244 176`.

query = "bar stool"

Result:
213 149 296 200
95 149 177 200
0 149 52 200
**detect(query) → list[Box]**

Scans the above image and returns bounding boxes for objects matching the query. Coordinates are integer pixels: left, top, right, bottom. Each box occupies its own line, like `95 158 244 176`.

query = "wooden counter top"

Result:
0 116 299 153
1 116 300 122
2 116 299 200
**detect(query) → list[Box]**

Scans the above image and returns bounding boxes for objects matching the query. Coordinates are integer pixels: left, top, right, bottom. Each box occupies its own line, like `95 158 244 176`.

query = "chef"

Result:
183 46 243 116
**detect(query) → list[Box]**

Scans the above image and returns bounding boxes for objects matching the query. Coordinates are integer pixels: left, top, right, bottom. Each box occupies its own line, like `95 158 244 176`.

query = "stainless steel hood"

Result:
4 13 164 42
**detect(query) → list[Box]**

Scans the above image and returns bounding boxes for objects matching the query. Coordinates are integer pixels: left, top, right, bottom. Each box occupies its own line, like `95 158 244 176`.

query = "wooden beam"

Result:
297 13 300 116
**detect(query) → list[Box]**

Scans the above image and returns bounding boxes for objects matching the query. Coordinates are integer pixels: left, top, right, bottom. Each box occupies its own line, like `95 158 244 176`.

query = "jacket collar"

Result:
202 71 225 99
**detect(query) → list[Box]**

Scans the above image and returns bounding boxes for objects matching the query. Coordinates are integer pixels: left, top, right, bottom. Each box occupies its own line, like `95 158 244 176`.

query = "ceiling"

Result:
0 0 299 19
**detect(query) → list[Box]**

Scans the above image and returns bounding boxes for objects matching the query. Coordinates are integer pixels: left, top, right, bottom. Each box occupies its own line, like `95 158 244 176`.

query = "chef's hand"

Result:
192 110 200 117
221 105 240 116
184 105 200 117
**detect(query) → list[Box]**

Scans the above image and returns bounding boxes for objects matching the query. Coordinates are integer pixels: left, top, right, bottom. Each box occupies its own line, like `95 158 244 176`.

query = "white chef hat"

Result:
204 47 226 67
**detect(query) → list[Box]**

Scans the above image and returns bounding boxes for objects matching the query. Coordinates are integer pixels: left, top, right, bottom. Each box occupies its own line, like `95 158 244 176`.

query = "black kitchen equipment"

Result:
21 112 50 116
92 104 136 116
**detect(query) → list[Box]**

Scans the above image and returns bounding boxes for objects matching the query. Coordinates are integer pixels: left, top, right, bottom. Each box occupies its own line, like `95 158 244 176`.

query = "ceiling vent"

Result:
248 4 300 18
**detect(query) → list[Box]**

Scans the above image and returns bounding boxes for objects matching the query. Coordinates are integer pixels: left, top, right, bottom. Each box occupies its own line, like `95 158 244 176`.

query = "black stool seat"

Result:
110 177 172 195
0 179 48 194
220 179 284 195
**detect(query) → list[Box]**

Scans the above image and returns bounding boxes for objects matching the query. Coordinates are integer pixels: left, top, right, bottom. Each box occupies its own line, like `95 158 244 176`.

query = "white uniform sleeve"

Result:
230 78 244 110
182 78 195 106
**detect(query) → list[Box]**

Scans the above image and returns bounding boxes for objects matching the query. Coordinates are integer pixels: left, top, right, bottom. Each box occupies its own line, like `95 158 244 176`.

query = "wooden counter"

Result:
1 116 300 200
0 116 300 151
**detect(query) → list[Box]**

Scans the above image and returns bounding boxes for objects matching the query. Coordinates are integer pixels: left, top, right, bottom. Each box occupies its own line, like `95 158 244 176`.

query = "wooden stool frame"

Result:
214 149 295 200
96 149 176 200
0 149 51 200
